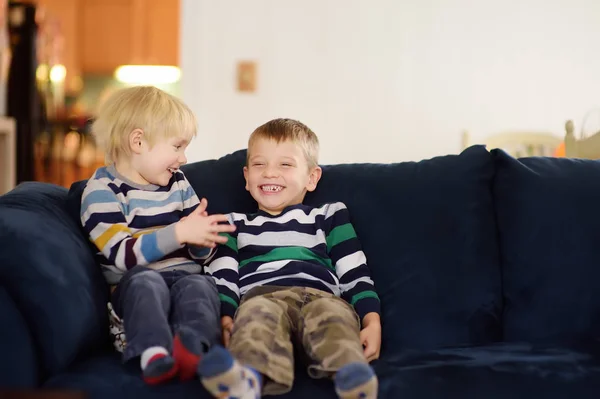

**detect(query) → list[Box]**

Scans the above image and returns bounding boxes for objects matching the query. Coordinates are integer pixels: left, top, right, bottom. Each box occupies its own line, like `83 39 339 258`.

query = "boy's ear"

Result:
243 166 250 191
306 166 322 192
129 129 144 154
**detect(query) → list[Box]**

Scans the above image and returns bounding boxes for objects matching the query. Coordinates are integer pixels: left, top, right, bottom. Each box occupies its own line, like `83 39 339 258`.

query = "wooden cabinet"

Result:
37 0 179 78
144 0 179 66
80 0 133 74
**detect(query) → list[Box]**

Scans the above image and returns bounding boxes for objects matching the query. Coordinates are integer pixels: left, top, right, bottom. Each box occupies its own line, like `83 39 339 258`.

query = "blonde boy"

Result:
80 86 236 384
199 118 382 399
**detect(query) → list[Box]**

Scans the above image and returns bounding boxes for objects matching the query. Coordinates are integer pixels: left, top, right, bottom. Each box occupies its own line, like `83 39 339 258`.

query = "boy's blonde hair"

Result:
248 118 320 168
92 85 197 164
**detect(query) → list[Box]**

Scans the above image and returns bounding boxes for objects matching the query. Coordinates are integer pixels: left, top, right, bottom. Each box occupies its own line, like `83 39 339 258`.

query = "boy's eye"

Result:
174 145 182 150
252 162 264 167
281 163 292 167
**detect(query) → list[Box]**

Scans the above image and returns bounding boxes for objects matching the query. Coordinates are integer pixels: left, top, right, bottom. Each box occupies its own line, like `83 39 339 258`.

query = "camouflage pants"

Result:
229 286 366 395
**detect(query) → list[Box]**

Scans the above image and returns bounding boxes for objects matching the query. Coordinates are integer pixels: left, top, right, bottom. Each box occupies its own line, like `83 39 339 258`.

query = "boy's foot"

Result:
141 346 179 385
334 362 378 399
173 329 203 381
198 345 262 399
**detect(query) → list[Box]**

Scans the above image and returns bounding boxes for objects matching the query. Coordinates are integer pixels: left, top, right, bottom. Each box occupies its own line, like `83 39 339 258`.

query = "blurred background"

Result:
1 0 600 194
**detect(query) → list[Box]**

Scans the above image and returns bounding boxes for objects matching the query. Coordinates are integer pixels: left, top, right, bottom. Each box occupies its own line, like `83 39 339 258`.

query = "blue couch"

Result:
2 145 600 398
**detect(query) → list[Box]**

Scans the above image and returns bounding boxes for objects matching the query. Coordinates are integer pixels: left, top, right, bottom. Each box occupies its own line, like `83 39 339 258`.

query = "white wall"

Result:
181 0 600 164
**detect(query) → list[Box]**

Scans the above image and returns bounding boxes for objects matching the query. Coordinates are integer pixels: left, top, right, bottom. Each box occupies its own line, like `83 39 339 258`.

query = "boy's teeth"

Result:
262 185 282 192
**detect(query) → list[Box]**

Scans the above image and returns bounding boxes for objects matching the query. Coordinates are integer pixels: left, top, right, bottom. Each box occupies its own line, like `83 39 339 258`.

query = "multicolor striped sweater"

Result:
80 165 212 285
205 202 381 321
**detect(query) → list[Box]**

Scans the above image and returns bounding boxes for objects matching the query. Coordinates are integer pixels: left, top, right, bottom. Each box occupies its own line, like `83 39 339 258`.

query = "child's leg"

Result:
199 290 299 397
112 266 178 385
169 274 220 380
298 294 378 399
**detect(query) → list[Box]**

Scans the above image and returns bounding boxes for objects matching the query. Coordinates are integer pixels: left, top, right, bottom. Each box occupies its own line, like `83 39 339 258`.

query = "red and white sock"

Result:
140 346 179 385
173 333 202 381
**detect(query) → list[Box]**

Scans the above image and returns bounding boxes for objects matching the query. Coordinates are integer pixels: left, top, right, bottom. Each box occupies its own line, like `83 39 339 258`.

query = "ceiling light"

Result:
114 65 181 85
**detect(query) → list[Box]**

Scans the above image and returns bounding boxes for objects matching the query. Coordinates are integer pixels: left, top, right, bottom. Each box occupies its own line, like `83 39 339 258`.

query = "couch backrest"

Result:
182 146 503 356
0 145 505 379
492 149 600 345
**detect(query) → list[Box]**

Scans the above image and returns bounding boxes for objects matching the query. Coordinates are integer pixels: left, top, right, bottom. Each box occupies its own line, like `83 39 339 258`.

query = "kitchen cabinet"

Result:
37 0 179 79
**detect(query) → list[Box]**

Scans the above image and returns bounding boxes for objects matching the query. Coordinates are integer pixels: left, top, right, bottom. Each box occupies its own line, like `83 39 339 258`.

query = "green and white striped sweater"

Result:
205 202 380 321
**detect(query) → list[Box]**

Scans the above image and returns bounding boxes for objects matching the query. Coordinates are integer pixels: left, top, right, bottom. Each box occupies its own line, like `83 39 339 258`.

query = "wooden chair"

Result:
564 119 600 160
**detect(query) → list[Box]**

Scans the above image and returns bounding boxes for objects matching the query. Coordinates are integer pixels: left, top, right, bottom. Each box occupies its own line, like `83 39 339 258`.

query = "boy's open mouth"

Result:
260 185 283 193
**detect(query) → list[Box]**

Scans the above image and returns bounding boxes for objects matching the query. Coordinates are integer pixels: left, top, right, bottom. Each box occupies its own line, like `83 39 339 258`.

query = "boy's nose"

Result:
178 153 187 165
262 166 278 177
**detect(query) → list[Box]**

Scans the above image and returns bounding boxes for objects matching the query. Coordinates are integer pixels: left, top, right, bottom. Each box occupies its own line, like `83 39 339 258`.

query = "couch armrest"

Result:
0 286 38 387
0 182 110 383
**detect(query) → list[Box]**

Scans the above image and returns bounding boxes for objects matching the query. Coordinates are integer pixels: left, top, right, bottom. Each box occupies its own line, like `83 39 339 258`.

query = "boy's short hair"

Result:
248 118 320 168
92 85 197 164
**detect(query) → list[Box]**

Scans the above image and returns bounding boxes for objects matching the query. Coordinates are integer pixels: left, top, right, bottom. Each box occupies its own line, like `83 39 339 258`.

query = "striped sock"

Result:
334 362 378 399
198 346 262 399
140 346 179 385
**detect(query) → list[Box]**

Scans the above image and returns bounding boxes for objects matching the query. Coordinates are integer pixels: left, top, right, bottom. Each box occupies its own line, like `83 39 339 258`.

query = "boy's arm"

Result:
325 202 381 323
204 229 240 319
80 179 183 271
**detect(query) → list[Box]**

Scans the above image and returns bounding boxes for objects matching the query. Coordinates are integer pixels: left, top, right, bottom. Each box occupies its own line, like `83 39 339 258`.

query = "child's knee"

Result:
236 297 285 327
183 274 216 289
302 297 359 327
124 269 165 292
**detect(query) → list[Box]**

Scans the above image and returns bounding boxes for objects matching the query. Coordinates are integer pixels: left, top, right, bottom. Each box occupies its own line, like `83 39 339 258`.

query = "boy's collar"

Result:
106 164 162 191
255 203 305 217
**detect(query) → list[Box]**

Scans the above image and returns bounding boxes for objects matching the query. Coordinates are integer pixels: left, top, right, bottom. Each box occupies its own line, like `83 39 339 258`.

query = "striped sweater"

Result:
80 165 212 285
205 202 381 321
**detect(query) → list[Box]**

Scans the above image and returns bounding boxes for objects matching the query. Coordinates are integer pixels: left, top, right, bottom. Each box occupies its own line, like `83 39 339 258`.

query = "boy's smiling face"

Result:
128 130 190 186
244 138 321 215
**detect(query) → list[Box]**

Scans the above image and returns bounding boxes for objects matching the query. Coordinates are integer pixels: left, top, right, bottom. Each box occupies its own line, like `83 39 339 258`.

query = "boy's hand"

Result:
221 316 234 347
193 197 210 218
360 312 381 362
180 204 208 222
175 198 236 247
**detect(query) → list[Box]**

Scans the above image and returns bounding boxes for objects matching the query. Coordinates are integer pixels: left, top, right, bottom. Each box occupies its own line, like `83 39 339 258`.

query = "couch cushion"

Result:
0 286 38 387
304 145 502 353
377 343 600 398
182 146 502 354
44 351 338 399
0 182 110 379
493 150 600 344
45 344 600 399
